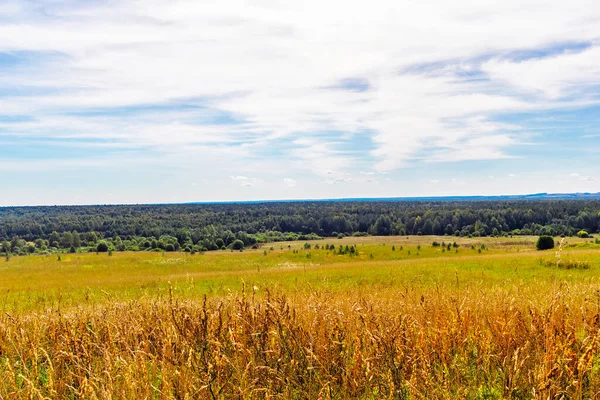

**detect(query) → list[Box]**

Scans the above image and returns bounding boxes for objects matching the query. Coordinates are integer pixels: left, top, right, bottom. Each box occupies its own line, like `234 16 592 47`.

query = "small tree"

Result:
577 230 590 238
96 241 109 253
536 236 555 251
232 239 245 250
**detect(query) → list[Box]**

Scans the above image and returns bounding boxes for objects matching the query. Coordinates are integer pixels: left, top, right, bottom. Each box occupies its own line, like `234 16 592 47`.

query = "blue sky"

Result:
0 0 599 205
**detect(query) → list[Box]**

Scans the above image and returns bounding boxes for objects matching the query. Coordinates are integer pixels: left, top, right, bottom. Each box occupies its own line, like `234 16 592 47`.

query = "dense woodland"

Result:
1 200 599 255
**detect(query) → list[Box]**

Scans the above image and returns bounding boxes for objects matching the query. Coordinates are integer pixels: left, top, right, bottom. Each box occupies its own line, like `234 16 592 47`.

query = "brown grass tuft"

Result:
2 285 600 399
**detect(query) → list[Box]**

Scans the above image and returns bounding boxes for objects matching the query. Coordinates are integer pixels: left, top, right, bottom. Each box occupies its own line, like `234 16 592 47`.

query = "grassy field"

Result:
2 236 600 398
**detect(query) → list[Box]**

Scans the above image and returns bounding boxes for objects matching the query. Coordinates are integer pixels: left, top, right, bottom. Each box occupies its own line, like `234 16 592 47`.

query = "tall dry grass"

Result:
2 283 600 399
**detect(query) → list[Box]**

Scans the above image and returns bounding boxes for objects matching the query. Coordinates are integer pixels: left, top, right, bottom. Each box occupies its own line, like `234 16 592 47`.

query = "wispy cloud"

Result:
283 178 297 187
230 176 263 187
570 173 595 182
1 0 600 204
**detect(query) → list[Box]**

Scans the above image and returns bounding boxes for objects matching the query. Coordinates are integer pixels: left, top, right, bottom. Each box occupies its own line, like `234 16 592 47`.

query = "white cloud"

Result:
482 46 600 99
0 0 599 202
283 178 297 187
325 176 353 185
569 173 595 182
230 175 263 187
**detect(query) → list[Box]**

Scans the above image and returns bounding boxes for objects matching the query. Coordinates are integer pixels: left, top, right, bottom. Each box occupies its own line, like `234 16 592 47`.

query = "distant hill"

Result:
185 192 600 205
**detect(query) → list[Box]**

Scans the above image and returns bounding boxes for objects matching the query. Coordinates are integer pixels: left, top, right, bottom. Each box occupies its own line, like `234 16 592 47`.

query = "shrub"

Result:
232 240 245 250
96 242 109 252
165 243 175 252
577 230 589 238
352 231 368 237
536 236 555 251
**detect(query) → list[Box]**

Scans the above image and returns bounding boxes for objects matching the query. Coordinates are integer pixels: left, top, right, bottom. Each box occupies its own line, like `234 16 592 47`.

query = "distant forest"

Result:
1 200 599 255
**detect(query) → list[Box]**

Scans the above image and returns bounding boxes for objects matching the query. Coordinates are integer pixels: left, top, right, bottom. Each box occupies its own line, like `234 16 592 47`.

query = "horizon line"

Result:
1 191 600 208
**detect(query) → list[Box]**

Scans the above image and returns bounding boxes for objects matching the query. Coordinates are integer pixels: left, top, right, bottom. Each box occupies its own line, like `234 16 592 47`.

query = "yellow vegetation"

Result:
2 236 600 398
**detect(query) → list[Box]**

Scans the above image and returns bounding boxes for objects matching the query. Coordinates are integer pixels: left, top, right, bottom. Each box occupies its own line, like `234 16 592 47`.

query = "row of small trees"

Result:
0 232 255 256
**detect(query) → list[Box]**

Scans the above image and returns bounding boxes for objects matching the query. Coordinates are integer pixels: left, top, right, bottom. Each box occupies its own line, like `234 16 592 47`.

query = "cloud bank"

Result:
0 0 599 204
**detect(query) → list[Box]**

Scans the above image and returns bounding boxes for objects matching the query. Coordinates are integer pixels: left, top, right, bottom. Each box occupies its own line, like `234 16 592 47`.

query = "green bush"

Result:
232 240 245 250
536 236 555 251
96 242 109 252
577 230 589 238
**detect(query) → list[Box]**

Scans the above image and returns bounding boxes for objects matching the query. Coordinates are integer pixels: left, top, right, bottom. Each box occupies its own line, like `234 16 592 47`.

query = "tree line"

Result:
1 200 599 255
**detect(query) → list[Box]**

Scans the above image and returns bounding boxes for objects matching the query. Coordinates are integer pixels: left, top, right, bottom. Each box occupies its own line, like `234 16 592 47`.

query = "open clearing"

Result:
0 235 597 311
2 235 600 398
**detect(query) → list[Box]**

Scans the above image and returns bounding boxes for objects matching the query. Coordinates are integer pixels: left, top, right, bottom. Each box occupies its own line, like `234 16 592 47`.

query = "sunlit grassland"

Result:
3 236 600 398
1 235 598 312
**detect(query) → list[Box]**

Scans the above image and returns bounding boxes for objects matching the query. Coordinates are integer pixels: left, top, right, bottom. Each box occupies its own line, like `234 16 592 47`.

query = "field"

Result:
2 235 600 398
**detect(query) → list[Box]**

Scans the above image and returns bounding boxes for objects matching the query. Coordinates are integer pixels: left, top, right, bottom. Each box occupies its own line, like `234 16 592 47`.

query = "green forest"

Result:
1 200 599 255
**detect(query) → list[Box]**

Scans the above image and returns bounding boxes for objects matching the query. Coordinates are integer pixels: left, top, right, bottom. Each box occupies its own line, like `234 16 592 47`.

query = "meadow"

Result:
2 235 600 398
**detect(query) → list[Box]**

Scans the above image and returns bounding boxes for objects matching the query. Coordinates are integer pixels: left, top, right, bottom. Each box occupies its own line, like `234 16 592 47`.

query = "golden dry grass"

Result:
2 236 600 398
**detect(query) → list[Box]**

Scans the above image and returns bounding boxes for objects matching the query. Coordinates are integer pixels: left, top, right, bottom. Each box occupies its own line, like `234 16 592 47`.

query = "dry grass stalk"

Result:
2 284 600 399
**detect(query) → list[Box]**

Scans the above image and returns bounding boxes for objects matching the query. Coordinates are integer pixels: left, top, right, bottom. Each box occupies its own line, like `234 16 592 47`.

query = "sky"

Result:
0 0 599 206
